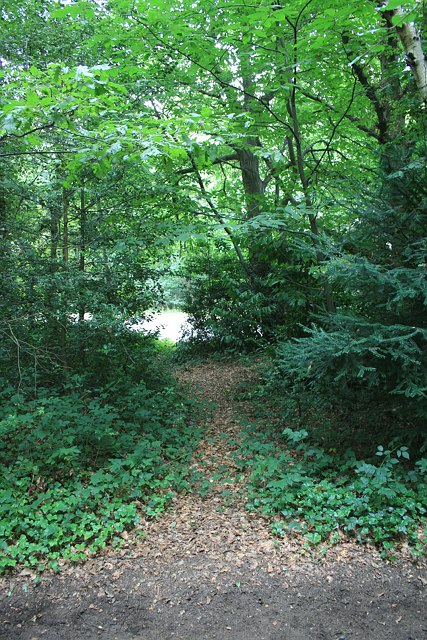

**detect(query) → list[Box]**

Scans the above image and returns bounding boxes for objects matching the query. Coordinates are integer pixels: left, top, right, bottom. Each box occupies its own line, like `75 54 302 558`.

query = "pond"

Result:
132 310 189 342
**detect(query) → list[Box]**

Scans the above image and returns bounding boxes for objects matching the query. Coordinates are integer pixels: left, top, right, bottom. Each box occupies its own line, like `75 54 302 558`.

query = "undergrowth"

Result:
0 376 202 574
234 382 427 557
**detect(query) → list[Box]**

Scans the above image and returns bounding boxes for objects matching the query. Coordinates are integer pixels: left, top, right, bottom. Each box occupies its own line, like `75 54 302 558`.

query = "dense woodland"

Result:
0 0 426 571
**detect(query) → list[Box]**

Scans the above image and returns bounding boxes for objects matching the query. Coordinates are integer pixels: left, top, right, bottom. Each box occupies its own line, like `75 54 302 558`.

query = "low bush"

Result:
0 379 202 573
272 318 426 428
234 422 426 555
177 238 314 356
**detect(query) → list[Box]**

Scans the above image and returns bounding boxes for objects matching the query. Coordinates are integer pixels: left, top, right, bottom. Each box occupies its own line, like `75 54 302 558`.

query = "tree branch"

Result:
294 85 381 140
0 150 76 157
177 153 239 175
187 153 252 279
308 77 359 183
133 14 296 137
341 33 389 142
0 121 55 143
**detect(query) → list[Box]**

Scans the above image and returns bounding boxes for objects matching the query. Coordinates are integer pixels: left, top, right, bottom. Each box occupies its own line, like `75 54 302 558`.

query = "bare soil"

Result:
1 360 426 640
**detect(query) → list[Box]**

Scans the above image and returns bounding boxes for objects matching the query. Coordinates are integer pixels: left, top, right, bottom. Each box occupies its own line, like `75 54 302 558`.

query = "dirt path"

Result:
1 360 426 640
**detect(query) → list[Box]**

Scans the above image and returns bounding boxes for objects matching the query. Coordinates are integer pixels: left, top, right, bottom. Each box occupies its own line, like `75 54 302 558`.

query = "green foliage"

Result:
235 423 426 555
1 0 426 570
158 260 188 309
273 315 427 424
272 148 427 427
0 380 201 573
178 245 263 352
178 238 313 354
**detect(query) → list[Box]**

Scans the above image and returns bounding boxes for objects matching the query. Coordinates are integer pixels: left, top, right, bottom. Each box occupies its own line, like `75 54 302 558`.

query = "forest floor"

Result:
1 359 426 640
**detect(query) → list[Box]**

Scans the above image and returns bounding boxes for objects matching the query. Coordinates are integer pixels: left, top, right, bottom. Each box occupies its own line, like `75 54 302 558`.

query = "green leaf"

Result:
391 10 417 25
380 0 403 11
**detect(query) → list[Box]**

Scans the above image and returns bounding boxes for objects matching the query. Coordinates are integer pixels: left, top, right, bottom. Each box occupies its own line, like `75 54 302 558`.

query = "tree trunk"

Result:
60 187 70 373
78 182 87 368
284 52 336 313
62 188 69 264
78 183 86 322
50 208 59 260
385 6 427 105
236 71 269 277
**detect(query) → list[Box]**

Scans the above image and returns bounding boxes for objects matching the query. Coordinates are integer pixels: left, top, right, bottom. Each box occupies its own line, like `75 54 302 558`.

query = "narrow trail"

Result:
1 360 426 640
133 359 300 571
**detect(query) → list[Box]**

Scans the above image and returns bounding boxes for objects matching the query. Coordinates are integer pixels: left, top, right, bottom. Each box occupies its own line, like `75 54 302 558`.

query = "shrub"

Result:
0 380 201 573
235 424 426 555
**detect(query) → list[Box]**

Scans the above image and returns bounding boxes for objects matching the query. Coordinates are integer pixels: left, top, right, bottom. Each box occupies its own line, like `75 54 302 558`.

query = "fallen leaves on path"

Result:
97 358 386 576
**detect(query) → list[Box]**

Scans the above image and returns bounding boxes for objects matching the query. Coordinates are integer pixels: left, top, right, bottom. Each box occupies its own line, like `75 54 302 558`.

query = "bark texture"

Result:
387 6 427 106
